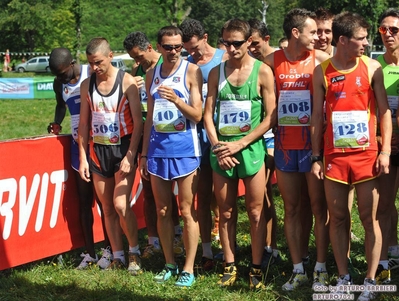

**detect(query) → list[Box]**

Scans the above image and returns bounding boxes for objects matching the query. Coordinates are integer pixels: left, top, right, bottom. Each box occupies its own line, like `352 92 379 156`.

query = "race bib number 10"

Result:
332 110 369 148
153 98 186 133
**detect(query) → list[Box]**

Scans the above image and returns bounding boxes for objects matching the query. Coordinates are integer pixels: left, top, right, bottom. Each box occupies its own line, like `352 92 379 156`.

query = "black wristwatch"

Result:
310 155 323 163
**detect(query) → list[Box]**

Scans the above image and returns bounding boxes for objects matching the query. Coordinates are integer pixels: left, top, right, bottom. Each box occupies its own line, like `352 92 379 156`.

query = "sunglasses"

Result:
161 44 183 52
221 40 247 48
378 26 399 35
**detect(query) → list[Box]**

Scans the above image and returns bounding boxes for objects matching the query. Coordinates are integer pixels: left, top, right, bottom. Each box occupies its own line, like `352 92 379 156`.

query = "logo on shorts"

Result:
327 164 332 171
252 159 260 165
172 76 181 83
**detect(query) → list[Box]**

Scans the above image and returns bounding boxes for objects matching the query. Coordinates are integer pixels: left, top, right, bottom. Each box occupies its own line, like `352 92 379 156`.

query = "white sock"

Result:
379 260 389 270
129 245 141 255
148 237 160 249
293 262 304 274
113 250 125 264
175 225 182 236
264 245 272 253
272 249 279 258
202 242 213 259
314 261 327 272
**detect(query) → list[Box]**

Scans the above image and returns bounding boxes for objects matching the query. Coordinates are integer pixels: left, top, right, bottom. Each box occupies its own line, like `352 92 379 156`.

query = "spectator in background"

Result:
278 37 288 49
247 18 281 269
48 47 112 270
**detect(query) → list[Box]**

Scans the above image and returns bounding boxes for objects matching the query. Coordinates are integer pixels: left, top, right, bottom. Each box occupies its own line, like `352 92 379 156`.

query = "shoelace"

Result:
178 272 191 283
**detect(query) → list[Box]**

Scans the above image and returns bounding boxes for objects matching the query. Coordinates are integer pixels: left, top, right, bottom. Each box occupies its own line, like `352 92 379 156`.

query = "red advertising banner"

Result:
0 135 145 270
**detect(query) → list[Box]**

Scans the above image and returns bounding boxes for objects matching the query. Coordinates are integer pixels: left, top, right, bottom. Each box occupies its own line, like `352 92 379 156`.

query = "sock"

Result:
272 249 279 258
293 262 304 274
379 260 389 270
129 245 141 255
148 237 160 249
388 245 399 257
113 250 125 264
252 264 261 270
264 245 272 253
175 225 182 236
340 273 351 281
202 242 213 259
225 262 235 267
314 261 327 272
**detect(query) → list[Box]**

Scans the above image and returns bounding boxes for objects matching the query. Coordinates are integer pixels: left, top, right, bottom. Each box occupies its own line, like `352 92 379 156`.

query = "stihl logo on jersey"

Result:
0 170 68 240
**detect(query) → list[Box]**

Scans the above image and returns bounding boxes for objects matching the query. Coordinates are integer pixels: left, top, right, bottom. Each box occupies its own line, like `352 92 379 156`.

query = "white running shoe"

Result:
76 253 98 270
97 247 113 269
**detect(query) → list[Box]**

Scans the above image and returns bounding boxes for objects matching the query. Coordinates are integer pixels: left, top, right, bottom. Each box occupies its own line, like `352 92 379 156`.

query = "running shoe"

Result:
175 271 195 287
261 249 281 269
201 257 215 272
142 244 162 259
97 247 112 269
154 264 179 283
127 252 143 276
76 253 98 270
249 267 265 290
334 275 352 295
282 270 308 291
375 264 391 284
105 258 126 270
388 258 399 270
218 265 237 287
173 235 185 257
357 278 377 301
312 270 328 291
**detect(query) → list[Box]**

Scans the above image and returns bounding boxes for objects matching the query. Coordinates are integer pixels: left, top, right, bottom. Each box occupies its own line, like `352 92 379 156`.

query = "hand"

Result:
217 155 240 170
47 122 62 135
213 141 243 159
119 155 136 176
78 160 91 182
376 153 390 176
157 85 178 104
139 157 149 181
134 76 144 89
311 161 324 180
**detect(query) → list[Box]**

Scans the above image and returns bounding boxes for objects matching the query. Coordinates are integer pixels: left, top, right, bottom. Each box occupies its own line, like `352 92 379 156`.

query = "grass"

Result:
1 99 399 300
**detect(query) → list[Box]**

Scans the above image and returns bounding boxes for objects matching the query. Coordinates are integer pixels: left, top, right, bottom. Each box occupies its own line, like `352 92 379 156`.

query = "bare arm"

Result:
371 59 392 176
77 78 91 182
119 73 143 175
139 69 155 181
157 63 203 123
310 65 326 180
48 79 66 134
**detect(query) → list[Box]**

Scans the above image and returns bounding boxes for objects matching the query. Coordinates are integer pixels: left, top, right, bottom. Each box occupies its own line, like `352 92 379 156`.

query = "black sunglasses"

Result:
161 44 183 52
221 40 247 48
378 26 399 35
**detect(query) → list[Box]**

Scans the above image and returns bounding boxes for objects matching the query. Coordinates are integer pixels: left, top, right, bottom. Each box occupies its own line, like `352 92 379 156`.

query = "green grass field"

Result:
0 99 398 300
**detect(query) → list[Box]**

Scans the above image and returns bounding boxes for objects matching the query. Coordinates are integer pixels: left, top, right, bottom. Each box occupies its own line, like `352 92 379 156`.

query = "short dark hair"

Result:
157 26 183 44
332 11 370 44
123 32 150 52
378 8 399 25
248 19 270 37
221 18 251 41
314 7 334 21
86 37 111 56
283 8 316 39
179 19 205 43
49 48 73 73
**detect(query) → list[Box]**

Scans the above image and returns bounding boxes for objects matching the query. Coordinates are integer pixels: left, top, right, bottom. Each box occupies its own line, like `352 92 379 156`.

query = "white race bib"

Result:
278 90 311 126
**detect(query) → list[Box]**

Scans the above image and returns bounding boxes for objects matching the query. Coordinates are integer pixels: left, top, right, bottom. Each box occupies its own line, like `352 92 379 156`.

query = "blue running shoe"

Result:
175 271 195 287
154 264 179 283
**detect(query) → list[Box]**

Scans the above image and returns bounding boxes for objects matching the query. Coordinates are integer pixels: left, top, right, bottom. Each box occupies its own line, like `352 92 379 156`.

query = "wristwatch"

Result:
310 155 322 163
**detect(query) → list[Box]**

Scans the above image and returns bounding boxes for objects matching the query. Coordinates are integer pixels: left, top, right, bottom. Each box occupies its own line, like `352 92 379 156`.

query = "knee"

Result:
157 206 171 219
